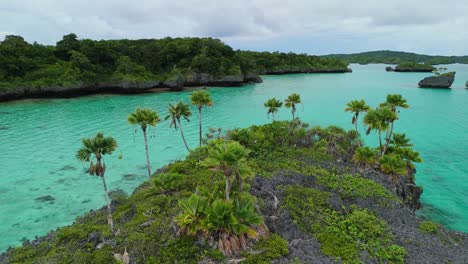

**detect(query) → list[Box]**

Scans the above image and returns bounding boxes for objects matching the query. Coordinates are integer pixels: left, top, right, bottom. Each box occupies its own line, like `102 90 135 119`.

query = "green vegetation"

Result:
345 99 370 146
324 50 468 65
0 34 349 93
242 234 289 263
394 61 435 71
284 93 302 120
264 97 283 121
128 107 161 178
165 101 192 152
419 221 439 234
76 133 118 233
190 90 213 147
4 92 435 263
283 186 405 263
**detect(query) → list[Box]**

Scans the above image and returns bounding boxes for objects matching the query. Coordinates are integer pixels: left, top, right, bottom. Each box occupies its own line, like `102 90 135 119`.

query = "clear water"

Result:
0 64 467 251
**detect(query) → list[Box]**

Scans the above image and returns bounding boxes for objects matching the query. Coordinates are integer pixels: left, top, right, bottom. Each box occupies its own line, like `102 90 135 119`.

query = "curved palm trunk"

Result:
142 128 152 178
178 120 191 152
97 159 114 233
198 107 202 147
378 129 383 155
292 110 295 120
383 121 395 155
354 114 361 147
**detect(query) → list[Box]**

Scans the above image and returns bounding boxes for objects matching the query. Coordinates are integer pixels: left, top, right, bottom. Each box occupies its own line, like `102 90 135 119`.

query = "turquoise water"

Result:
0 64 467 251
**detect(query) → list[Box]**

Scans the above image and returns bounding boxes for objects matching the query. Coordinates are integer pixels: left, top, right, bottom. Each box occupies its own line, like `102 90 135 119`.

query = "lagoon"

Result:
0 64 467 251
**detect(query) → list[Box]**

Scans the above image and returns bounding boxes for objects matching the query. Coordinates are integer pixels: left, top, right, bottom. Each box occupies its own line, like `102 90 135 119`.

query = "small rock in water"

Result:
35 195 55 203
82 199 92 204
122 174 139 181
58 165 76 171
0 126 9 130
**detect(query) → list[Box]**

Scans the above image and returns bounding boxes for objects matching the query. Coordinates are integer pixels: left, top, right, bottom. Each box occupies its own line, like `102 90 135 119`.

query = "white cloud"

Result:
1 0 467 54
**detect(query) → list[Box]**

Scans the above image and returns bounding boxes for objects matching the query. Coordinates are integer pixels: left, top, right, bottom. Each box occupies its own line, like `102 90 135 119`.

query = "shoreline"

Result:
0 69 351 103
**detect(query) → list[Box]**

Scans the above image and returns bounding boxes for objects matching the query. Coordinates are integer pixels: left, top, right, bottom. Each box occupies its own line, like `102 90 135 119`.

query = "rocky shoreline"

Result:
0 73 263 102
0 69 352 102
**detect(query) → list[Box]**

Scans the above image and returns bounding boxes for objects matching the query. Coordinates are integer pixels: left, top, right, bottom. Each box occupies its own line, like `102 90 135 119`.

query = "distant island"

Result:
324 50 468 65
385 61 435 72
0 34 350 102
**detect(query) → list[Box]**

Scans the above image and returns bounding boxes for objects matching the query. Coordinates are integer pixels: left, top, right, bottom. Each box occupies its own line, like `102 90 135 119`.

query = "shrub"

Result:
419 221 439 234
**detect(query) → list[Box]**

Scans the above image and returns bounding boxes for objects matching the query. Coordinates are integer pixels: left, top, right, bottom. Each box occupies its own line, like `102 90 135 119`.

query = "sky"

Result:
1 0 468 55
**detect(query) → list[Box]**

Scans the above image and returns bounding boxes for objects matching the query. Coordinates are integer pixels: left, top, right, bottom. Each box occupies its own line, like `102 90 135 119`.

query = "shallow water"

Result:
0 64 467 251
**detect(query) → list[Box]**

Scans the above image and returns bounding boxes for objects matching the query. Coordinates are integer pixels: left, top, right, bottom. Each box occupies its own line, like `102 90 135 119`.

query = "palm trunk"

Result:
292 110 295 120
98 159 114 233
354 115 361 147
225 176 231 200
383 121 394 155
235 171 243 193
378 129 383 156
178 120 191 152
272 113 275 122
198 107 202 147
142 128 152 178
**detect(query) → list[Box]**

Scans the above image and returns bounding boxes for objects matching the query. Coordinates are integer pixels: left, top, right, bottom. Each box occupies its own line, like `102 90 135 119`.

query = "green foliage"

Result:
0 34 349 92
264 97 283 120
419 221 439 234
378 154 407 180
324 50 468 65
353 146 377 167
190 89 213 109
242 234 289 263
153 173 185 193
151 236 203 264
395 61 435 71
315 172 398 203
128 107 161 131
283 186 405 264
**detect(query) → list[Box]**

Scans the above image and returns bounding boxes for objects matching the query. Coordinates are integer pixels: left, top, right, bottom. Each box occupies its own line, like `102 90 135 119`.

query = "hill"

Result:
323 50 468 65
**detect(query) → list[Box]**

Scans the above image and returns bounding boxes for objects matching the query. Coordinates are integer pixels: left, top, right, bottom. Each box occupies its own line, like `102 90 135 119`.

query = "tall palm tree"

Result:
201 141 252 200
364 107 392 155
345 99 370 146
76 133 117 232
380 94 409 152
128 107 161 178
165 101 192 152
264 98 283 121
190 90 213 147
284 93 301 120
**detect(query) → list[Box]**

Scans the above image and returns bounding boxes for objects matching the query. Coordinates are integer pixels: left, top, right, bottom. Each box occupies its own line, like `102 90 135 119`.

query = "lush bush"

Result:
419 220 439 234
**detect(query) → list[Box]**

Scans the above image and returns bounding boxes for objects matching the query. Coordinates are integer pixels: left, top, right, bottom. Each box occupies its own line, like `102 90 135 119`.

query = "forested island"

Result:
385 62 435 72
324 50 468 65
0 34 349 101
1 92 467 264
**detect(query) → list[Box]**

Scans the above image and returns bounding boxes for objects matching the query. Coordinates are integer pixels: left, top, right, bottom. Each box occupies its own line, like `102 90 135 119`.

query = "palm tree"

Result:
378 154 407 183
380 94 409 151
201 141 252 200
364 107 396 155
264 98 283 121
76 133 117 232
353 146 376 169
128 107 161 178
190 90 213 147
284 93 301 120
390 133 413 148
165 101 192 152
345 99 370 146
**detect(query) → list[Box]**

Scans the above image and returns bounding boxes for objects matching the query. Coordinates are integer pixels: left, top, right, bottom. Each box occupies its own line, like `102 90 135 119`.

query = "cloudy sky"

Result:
1 0 468 55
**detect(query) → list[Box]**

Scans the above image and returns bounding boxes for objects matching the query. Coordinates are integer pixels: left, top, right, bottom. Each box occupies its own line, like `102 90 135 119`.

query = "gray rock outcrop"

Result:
418 72 456 88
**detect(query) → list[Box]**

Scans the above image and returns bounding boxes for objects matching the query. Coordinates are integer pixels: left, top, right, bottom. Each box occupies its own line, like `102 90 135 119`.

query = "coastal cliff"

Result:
2 121 466 264
0 73 262 102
